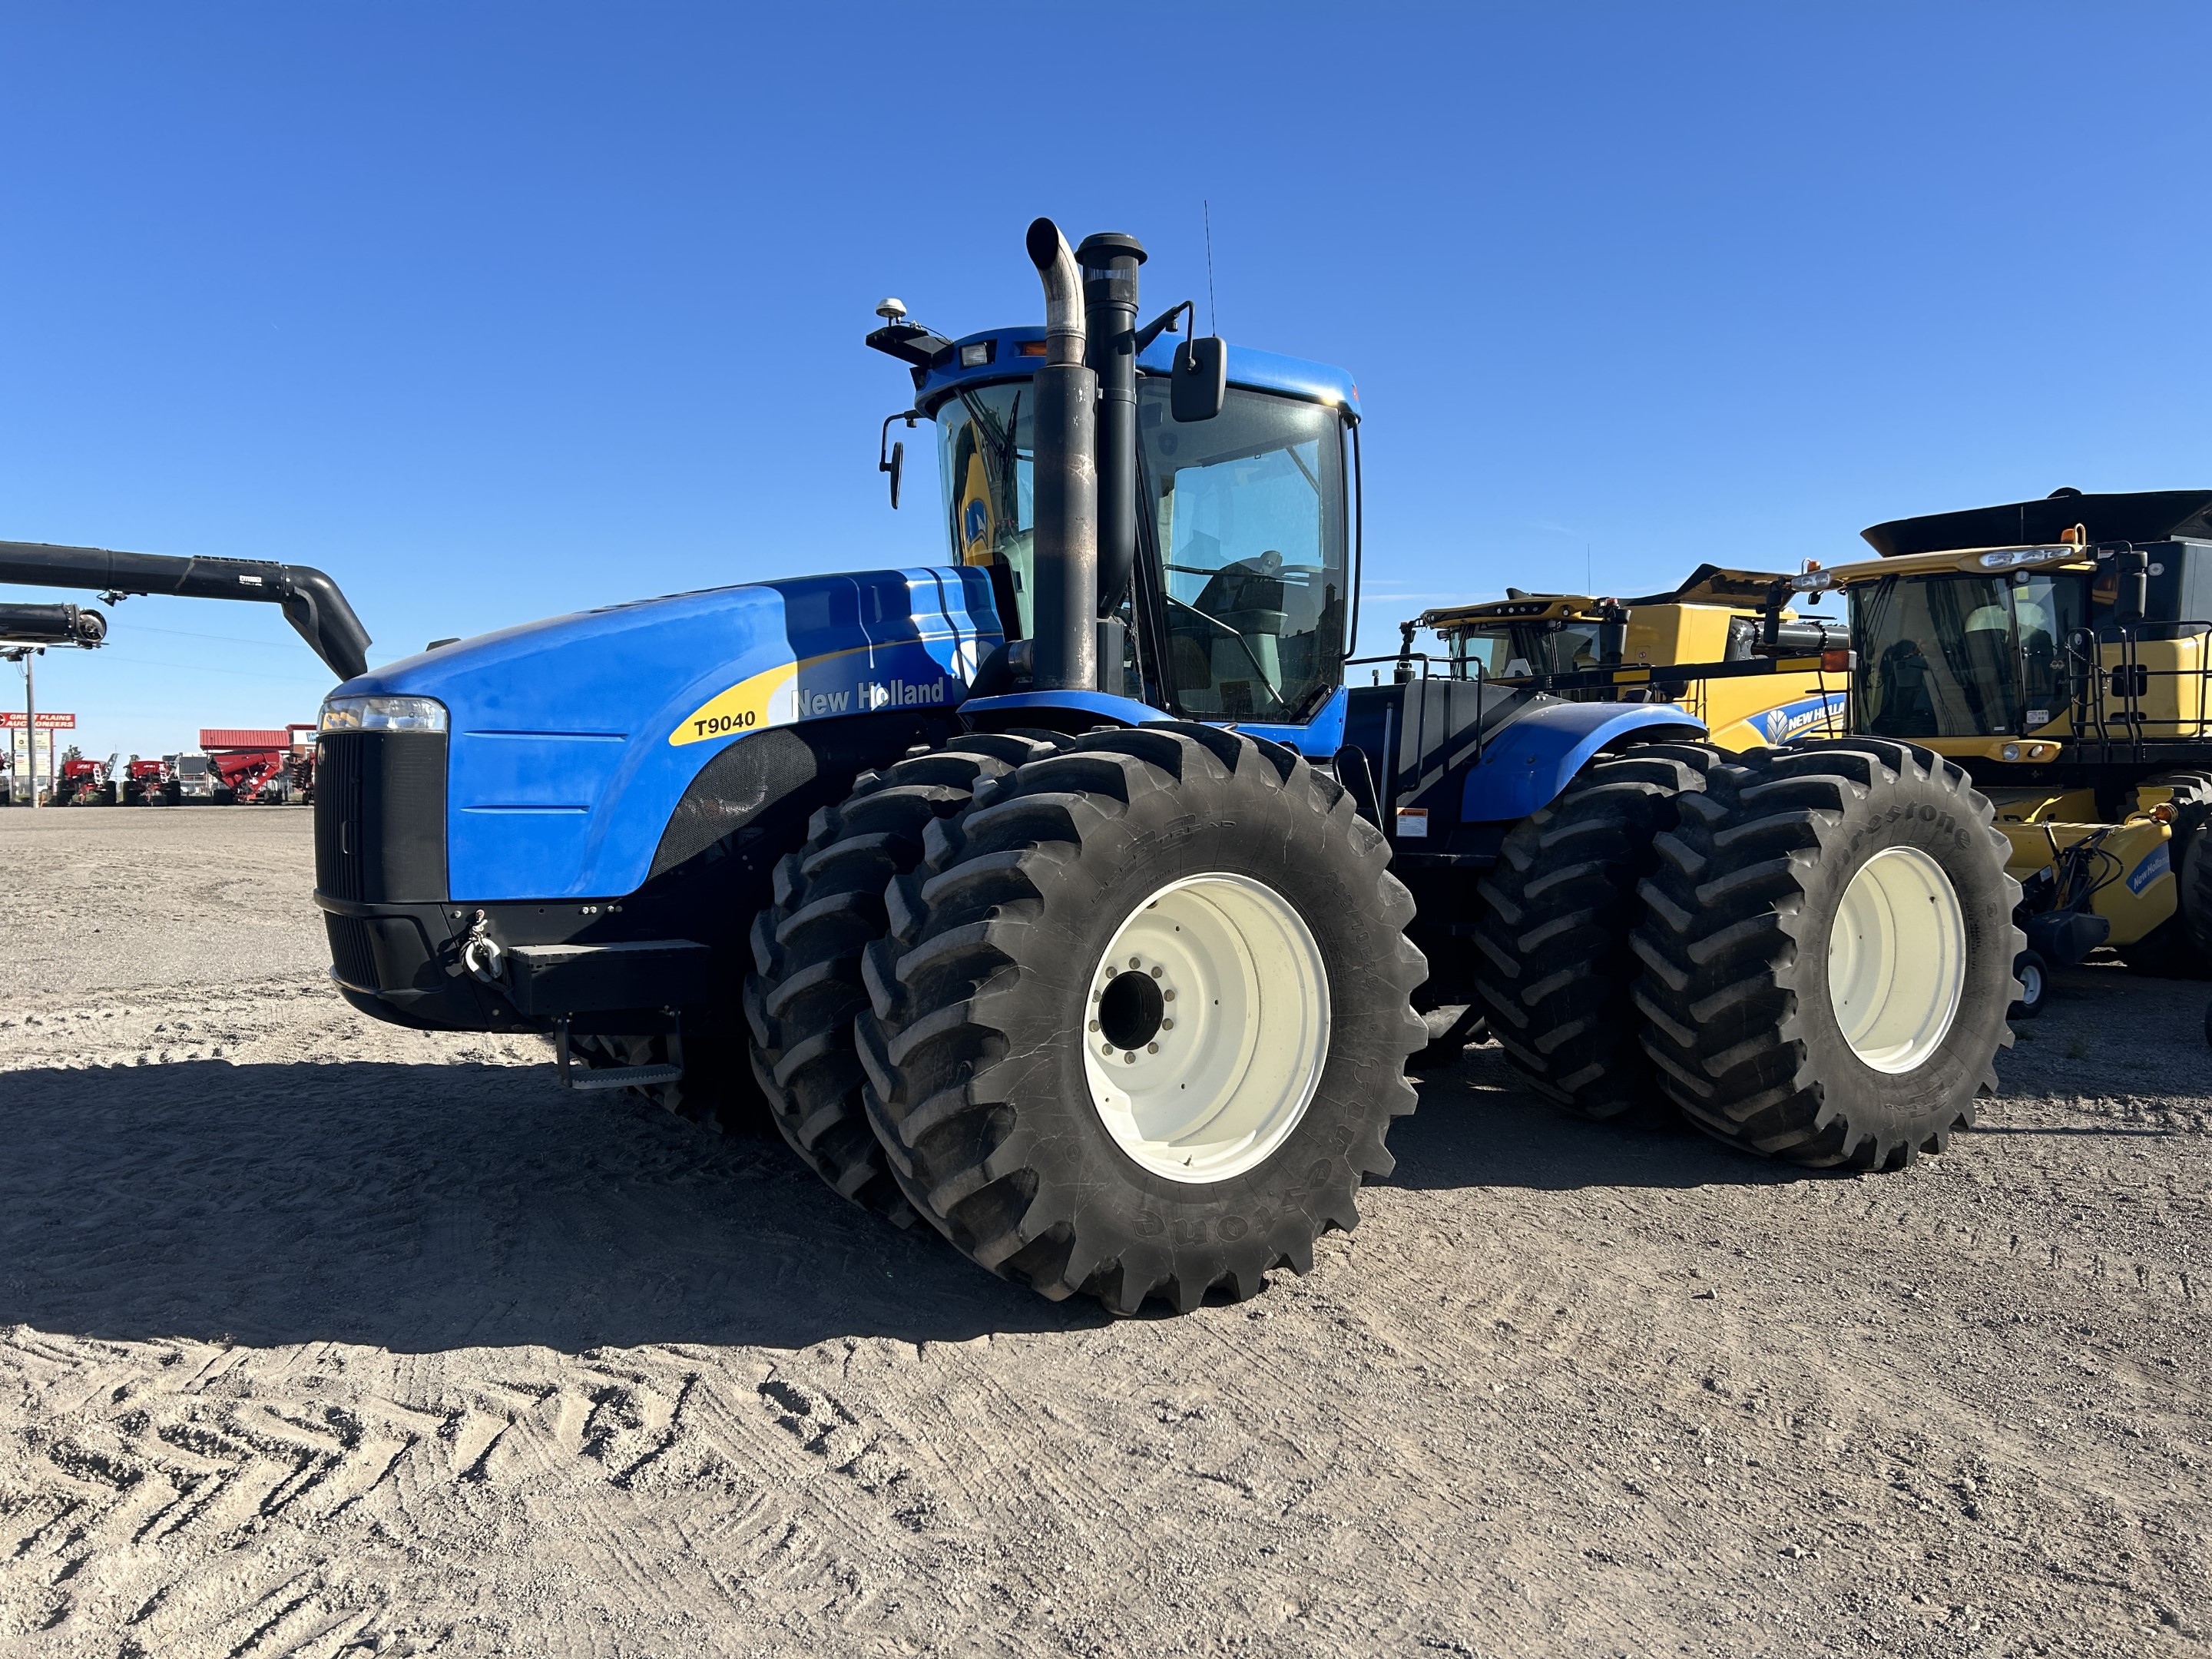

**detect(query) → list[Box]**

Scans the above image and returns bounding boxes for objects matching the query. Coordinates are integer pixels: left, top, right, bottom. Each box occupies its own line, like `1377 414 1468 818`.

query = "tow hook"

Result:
459 909 506 983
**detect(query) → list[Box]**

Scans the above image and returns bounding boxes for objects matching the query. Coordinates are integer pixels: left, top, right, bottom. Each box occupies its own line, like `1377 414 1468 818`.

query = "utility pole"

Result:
6 646 40 809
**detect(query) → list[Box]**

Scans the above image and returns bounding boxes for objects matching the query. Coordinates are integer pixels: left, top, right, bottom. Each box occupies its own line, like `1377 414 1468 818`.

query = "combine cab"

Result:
1413 564 1850 750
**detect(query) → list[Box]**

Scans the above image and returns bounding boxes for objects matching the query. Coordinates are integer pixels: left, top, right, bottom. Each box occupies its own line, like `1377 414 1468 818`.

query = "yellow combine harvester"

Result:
1785 487 2212 1012
1412 564 1849 750
1406 489 2212 1021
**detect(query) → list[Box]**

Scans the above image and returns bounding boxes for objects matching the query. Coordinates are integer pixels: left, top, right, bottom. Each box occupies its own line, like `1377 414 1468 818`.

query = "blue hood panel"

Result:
338 566 1002 901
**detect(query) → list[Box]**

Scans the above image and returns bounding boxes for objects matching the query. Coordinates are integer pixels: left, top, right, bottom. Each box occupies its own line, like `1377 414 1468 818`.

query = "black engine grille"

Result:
315 733 366 901
324 914 379 988
313 731 449 905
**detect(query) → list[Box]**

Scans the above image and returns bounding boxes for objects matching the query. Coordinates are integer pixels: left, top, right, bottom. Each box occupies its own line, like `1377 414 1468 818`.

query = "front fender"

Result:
1462 701 1707 823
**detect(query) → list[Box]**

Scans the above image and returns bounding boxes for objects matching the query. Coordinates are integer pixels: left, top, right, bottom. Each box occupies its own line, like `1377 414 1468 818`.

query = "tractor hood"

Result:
328 567 1002 901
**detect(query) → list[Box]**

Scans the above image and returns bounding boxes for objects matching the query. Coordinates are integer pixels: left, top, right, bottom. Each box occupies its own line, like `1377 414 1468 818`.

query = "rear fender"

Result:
1462 702 1707 823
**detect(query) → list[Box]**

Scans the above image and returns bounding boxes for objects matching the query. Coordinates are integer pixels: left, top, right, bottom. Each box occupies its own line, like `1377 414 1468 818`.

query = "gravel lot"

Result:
0 806 2205 1658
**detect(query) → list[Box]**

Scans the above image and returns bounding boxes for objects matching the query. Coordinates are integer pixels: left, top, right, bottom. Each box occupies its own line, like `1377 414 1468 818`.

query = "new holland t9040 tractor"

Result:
0 222 2023 1313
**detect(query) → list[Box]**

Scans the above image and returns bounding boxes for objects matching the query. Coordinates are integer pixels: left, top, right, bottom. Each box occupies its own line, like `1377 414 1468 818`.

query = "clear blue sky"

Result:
5 4 2209 760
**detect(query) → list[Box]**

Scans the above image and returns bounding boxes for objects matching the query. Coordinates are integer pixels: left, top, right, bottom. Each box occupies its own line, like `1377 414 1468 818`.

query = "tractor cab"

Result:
886 324 1358 728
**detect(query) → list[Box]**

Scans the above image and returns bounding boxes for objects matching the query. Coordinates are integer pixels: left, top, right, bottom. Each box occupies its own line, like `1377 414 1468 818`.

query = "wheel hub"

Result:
1081 873 1331 1183
1826 846 1967 1073
1097 969 1167 1051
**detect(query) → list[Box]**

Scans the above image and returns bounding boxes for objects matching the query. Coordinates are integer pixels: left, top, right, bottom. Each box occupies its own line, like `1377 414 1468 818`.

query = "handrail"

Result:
2065 618 2212 759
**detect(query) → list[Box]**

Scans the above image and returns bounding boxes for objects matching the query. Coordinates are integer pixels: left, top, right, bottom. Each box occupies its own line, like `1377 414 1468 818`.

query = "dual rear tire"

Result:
1473 737 2021 1171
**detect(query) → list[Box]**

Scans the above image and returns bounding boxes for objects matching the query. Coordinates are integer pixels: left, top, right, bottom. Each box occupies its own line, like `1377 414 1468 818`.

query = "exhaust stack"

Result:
1077 231 1145 629
1024 217 1098 693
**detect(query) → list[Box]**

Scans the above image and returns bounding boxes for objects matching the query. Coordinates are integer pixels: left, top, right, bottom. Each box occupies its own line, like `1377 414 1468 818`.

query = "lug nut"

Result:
1163 989 1175 1002
1147 1041 1158 1054
1124 1051 1136 1065
1150 966 1162 978
1128 956 1141 969
1088 1020 1099 1031
1162 1018 1174 1031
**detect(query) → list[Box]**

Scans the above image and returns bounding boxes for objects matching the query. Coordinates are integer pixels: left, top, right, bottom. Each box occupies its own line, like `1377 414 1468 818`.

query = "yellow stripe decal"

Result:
671 660 801 746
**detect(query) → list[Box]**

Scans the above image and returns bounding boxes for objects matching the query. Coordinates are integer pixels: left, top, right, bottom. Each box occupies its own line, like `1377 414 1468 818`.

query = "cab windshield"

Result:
1853 571 2082 737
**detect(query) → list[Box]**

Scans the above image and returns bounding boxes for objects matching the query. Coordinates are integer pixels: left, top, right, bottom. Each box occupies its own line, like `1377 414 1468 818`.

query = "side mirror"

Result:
1171 336 1227 422
879 409 920 509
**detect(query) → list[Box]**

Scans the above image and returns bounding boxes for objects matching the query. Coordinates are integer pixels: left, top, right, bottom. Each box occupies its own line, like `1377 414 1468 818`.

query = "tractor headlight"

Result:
318 694 449 733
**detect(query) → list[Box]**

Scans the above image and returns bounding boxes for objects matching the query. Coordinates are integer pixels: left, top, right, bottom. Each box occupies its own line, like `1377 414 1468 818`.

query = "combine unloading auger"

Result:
0 541 369 679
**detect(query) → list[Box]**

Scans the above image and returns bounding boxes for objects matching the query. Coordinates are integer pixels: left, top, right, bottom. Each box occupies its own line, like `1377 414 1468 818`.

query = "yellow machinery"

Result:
1780 488 2212 1002
1412 564 1849 750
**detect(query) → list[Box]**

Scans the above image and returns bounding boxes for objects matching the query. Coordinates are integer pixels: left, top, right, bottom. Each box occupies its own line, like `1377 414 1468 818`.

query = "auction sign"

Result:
0 711 75 729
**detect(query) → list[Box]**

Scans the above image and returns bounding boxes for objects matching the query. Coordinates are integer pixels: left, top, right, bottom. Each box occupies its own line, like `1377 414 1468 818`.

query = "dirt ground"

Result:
0 807 2204 1659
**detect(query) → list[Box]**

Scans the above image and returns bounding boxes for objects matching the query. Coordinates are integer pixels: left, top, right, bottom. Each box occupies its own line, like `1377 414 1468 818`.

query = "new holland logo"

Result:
671 656 954 747
1760 695 1846 744
861 678 949 709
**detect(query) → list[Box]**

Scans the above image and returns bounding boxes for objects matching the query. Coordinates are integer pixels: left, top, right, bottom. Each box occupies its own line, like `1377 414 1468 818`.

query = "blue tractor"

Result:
1 221 2022 1313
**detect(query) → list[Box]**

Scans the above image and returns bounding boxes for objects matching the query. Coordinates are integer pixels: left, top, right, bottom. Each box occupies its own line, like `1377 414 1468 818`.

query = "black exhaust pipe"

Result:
1077 231 1145 631
1025 217 1098 693
0 602 106 647
0 541 371 680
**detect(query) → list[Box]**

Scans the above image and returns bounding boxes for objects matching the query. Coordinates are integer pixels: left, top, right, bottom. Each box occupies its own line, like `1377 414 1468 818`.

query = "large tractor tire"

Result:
2115 773 2212 980
745 732 1064 1227
854 724 1428 1313
1471 743 1727 1127
1633 738 2020 1171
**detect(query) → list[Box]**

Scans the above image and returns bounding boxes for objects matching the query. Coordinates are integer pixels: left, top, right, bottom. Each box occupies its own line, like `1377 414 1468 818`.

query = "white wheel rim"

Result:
1826 846 1966 1073
1081 872 1331 1184
2018 959 2043 1005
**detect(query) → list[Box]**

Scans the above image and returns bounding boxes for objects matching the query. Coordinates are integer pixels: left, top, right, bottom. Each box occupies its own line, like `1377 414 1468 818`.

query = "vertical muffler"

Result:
1024 217 1098 692
1078 231 1145 635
